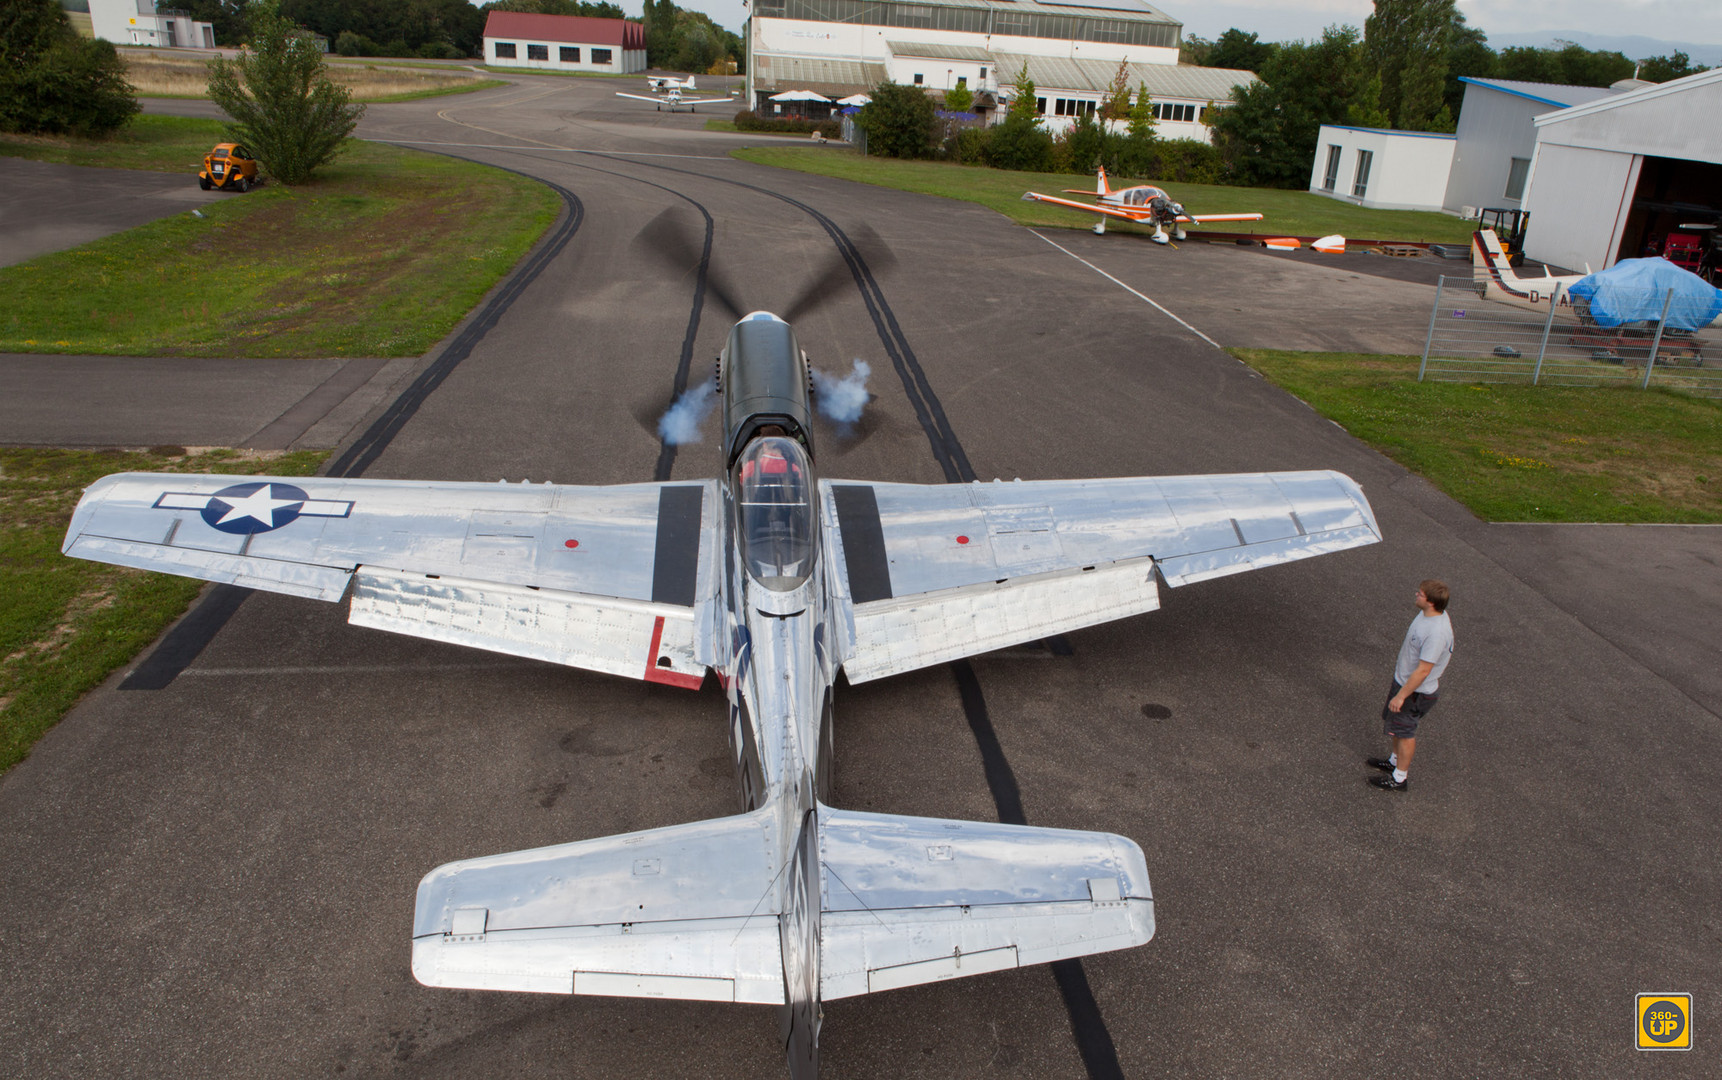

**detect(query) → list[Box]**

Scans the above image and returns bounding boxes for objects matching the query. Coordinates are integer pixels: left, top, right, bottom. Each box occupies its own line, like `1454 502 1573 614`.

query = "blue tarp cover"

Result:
1568 257 1722 330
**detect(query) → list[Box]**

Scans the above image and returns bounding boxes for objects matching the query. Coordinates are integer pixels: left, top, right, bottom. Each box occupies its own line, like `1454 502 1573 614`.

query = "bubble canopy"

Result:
733 436 817 592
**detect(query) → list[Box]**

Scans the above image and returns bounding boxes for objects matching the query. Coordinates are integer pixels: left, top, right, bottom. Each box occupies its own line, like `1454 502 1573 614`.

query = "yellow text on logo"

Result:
1637 993 1692 1051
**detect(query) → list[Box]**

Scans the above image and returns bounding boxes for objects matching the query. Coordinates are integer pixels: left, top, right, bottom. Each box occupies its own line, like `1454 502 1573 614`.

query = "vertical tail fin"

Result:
1096 166 1110 196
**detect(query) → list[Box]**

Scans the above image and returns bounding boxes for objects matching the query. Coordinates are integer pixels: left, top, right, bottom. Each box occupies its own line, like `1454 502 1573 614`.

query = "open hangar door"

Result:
1615 155 1722 269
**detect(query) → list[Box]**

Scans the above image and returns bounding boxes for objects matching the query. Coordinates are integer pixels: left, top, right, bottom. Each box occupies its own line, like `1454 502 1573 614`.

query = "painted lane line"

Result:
1030 229 1224 350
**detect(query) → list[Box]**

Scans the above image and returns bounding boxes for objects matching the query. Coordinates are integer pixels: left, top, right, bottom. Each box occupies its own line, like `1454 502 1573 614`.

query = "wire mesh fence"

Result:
1420 275 1722 398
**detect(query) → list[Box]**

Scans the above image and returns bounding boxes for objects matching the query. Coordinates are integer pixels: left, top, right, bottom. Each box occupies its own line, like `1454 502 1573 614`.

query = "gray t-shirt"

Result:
1394 611 1454 693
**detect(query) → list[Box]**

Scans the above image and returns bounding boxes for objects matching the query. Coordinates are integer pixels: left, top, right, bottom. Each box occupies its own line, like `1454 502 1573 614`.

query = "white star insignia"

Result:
215 485 300 528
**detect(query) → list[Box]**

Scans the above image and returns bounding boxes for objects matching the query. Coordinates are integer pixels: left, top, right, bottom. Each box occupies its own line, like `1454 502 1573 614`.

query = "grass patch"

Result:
1234 349 1722 523
0 113 230 171
121 51 503 102
0 446 329 774
730 147 1476 243
0 117 560 358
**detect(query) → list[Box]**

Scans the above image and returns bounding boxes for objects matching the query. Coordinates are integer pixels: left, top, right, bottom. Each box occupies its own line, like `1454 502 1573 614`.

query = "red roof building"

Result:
481 11 646 73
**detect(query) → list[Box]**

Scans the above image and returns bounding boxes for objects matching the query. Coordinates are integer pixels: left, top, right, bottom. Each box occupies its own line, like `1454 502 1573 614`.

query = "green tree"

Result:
1210 25 1376 187
1100 59 1132 121
1203 28 1276 72
856 80 936 159
0 0 138 136
1443 11 1494 120
1126 82 1156 139
943 82 973 112
985 64 1053 171
1365 0 1456 131
1638 51 1708 83
206 0 364 184
1496 41 1633 87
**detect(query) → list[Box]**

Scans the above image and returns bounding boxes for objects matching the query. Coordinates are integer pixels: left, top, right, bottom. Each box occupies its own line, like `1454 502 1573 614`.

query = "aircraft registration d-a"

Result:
63 310 1381 1078
1023 167 1263 243
617 86 735 112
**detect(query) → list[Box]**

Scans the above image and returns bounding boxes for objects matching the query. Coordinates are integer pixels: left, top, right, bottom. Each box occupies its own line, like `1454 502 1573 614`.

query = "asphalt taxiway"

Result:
0 77 1717 1080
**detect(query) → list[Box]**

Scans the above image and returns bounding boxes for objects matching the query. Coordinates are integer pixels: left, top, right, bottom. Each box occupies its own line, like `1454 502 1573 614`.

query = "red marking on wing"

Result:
643 615 705 689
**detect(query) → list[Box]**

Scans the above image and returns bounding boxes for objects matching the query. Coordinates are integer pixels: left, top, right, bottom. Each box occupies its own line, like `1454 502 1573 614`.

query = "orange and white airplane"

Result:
1471 228 1587 308
1022 167 1263 243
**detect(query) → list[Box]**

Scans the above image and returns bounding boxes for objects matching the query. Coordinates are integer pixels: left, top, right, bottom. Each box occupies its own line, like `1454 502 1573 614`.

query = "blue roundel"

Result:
200 482 311 535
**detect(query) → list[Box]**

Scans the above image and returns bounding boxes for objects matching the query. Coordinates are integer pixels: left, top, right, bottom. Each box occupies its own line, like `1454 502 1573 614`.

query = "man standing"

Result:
1368 580 1454 792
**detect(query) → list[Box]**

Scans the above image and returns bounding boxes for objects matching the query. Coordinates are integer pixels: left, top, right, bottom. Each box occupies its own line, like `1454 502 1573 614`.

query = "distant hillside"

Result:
1485 30 1722 67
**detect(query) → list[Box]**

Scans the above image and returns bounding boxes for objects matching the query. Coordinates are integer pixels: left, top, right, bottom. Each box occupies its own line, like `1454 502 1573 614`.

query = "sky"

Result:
638 0 1722 53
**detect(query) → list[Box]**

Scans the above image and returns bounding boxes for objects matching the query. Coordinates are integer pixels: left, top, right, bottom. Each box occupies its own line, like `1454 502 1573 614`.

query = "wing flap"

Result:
349 568 708 685
412 810 786 1004
843 558 1158 684
816 807 1153 1001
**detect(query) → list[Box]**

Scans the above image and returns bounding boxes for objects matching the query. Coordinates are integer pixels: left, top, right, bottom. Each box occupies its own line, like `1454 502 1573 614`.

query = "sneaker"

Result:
1370 774 1408 791
1366 757 1396 772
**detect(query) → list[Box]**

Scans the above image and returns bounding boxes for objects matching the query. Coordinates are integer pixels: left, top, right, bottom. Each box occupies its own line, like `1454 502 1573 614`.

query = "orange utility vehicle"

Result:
198 143 258 192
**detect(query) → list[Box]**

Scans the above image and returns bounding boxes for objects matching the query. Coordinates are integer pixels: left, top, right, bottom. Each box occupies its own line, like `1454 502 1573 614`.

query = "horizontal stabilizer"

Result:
412 809 787 1004
816 807 1153 1000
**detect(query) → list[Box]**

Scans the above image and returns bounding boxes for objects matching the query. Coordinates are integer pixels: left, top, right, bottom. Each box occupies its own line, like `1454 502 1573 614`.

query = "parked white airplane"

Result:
1471 228 1587 307
647 73 697 92
61 310 1382 1078
1023 167 1264 243
617 86 735 112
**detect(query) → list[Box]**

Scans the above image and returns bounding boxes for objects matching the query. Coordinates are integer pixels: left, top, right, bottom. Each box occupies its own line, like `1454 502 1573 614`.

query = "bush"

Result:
952 125 991 164
334 30 374 57
0 0 138 137
983 116 1053 171
1060 112 1106 175
855 80 936 159
417 41 463 60
206 0 364 184
1149 138 1225 184
732 110 840 138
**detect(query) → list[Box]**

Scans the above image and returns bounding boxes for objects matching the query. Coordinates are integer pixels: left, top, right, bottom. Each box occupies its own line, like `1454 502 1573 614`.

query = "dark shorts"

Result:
1383 681 1438 739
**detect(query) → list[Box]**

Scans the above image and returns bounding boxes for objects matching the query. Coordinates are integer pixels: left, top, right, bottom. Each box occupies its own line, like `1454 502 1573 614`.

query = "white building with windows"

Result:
481 11 645 74
89 0 215 49
746 0 1256 142
1308 126 1455 211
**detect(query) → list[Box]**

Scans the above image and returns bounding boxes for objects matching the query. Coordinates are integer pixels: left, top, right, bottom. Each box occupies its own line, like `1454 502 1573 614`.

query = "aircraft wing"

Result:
1185 212 1264 223
821 471 1379 682
616 91 668 104
1021 191 1147 222
61 473 720 687
817 806 1153 1000
412 809 788 1004
682 95 736 104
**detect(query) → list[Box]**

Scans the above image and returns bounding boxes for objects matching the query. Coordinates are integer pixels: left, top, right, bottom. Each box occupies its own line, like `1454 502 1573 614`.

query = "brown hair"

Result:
1420 579 1450 613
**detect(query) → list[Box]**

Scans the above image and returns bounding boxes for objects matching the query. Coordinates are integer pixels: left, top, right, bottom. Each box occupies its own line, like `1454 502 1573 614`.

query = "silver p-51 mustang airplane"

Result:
62 311 1381 1078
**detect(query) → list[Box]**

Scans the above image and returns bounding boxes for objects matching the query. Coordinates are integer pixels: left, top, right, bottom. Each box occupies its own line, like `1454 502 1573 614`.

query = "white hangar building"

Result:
1307 78 1625 214
745 0 1256 142
482 11 646 74
1522 67 1722 275
89 0 216 49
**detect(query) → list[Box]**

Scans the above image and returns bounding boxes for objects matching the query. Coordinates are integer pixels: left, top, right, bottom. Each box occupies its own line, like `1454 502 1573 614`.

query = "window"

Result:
560 46 579 62
1322 145 1341 192
956 76 966 89
735 437 817 592
1150 103 1195 122
979 67 987 79
527 44 548 60
1505 156 1531 201
495 42 516 58
1055 98 1097 117
1352 149 1373 198
1035 97 1046 114
592 48 612 64
913 73 923 85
